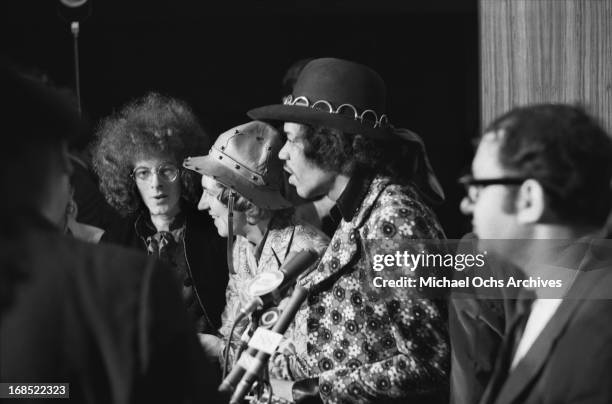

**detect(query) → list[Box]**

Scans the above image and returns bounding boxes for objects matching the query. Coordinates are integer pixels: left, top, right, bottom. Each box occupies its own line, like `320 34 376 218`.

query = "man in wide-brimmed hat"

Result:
248 58 449 403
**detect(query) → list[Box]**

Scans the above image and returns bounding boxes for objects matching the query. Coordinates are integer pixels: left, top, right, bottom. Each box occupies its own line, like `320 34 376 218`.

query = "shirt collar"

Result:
135 209 186 239
330 166 373 224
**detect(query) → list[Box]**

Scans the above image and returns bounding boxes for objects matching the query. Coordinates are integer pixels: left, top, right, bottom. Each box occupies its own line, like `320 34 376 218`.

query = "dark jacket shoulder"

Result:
1 226 221 403
100 205 228 331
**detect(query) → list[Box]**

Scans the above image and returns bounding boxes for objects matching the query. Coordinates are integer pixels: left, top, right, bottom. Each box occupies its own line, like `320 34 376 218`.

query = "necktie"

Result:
508 298 533 365
484 296 534 403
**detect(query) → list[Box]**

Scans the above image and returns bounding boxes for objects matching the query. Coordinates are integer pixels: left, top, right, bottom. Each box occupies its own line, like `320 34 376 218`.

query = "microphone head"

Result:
57 0 92 22
246 249 318 307
59 0 88 7
259 308 280 329
247 271 284 298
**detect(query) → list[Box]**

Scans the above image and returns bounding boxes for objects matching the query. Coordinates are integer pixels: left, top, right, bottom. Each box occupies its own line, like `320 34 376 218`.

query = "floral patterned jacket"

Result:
270 175 449 403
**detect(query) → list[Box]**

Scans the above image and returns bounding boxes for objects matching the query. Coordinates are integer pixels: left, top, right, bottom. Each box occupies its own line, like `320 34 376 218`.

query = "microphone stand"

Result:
71 21 82 117
219 285 308 403
57 0 92 117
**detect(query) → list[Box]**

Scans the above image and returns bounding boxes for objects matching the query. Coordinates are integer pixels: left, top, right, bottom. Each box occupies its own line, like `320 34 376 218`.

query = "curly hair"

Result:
92 93 210 216
298 124 419 183
484 104 612 226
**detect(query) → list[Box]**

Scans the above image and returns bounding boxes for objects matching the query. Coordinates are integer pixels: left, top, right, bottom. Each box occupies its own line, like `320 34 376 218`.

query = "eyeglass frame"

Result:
458 175 528 204
131 163 181 183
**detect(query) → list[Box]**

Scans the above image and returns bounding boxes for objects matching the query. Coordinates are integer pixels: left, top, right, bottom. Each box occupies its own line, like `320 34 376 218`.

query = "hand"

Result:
198 333 224 363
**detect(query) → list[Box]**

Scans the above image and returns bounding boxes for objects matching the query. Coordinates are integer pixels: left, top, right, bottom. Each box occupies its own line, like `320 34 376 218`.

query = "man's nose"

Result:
278 142 289 160
460 196 474 215
149 172 163 188
198 194 210 211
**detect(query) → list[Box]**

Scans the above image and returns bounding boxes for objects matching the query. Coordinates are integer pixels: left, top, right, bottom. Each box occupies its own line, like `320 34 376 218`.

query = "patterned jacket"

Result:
271 175 449 403
220 220 329 352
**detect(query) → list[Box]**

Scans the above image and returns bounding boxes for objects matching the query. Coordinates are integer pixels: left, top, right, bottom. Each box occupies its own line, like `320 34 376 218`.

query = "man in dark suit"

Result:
0 66 220 403
449 240 525 404
456 104 612 404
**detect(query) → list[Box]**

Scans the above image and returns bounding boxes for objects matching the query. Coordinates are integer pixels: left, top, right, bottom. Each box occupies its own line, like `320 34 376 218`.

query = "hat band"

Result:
282 95 391 129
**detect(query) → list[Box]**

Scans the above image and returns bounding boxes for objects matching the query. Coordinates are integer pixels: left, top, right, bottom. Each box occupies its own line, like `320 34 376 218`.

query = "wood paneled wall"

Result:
480 0 612 132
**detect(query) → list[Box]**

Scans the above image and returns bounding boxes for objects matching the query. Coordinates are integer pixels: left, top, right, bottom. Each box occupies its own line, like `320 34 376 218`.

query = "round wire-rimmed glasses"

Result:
132 163 180 183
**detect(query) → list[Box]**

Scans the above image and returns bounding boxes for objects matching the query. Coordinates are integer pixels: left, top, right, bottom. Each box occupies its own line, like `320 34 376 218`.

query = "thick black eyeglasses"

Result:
458 175 527 203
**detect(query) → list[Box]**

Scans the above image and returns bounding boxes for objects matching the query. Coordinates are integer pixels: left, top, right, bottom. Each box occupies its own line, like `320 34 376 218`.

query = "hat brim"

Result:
184 155 292 211
248 104 393 140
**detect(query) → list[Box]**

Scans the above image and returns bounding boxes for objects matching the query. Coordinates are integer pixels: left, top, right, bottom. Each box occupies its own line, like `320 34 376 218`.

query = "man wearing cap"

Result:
248 58 449 403
183 121 329 375
0 66 220 403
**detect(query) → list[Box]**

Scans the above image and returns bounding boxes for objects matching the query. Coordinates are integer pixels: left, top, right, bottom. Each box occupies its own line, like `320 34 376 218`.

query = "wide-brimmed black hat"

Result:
248 58 394 140
249 58 446 205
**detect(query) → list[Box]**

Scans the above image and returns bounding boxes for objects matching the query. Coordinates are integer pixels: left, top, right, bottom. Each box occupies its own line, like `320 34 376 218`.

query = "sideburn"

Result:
501 187 518 214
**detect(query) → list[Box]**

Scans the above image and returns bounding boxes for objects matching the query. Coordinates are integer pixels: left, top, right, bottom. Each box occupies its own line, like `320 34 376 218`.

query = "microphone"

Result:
57 0 92 23
217 251 317 395
60 0 88 6
219 285 309 402
57 0 92 117
239 249 318 317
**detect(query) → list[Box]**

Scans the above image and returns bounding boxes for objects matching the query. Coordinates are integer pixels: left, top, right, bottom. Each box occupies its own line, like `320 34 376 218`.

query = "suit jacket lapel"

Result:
479 294 532 404
491 244 606 404
492 300 579 404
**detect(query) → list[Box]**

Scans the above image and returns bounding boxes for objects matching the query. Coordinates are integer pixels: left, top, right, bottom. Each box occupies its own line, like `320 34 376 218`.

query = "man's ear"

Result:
59 141 74 176
245 204 268 225
516 179 546 224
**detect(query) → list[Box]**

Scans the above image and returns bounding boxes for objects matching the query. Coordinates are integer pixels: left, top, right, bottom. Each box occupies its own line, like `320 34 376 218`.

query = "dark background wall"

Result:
1 0 478 238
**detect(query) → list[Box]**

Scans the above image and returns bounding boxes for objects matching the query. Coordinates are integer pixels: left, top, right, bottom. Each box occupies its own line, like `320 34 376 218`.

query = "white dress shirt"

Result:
510 298 563 370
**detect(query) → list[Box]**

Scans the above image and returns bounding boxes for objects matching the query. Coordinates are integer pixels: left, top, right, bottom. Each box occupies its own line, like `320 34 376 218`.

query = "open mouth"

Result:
283 165 293 175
